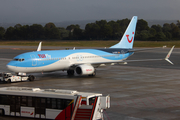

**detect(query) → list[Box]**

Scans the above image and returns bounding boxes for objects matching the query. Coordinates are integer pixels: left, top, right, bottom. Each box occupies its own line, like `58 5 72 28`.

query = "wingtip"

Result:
165 45 175 65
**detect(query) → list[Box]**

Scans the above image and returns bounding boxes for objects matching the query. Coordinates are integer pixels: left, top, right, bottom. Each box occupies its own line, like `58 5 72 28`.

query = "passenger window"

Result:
41 98 46 108
52 98 57 109
0 95 10 105
27 97 32 107
46 98 51 108
57 99 62 109
21 96 27 106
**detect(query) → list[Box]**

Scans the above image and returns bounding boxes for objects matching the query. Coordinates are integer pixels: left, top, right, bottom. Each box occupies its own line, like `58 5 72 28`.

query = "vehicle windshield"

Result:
13 58 25 62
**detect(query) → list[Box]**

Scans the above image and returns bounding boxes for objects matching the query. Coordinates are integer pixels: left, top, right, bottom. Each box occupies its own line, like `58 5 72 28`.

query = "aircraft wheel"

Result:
67 70 74 76
28 75 35 81
89 69 96 77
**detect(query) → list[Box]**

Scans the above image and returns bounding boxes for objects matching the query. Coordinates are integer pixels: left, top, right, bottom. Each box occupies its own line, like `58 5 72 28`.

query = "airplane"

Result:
6 16 174 81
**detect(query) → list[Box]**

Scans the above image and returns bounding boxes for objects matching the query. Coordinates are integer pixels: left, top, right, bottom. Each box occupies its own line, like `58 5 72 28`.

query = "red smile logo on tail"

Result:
126 32 134 43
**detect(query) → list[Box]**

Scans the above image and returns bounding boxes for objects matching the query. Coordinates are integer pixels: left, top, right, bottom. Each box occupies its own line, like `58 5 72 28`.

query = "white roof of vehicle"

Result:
0 87 102 99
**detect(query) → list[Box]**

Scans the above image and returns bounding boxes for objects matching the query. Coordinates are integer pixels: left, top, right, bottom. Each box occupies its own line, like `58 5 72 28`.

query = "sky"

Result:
0 0 180 23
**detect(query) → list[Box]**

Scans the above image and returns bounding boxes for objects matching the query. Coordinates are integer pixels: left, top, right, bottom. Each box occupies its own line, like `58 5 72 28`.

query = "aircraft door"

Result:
30 54 37 66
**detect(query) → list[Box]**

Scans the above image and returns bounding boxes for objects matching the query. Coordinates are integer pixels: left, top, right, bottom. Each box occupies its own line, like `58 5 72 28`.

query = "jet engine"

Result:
75 64 95 75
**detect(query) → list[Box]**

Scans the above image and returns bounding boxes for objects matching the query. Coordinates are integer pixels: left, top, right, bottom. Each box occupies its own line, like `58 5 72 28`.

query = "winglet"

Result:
37 42 42 51
165 46 175 65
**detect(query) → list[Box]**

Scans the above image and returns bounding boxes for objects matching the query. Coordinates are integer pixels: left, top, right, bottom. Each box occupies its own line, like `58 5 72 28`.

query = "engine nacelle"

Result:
75 64 95 75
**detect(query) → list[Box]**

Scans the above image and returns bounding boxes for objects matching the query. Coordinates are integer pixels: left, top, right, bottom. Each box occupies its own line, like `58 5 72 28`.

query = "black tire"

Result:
0 109 4 116
89 69 96 77
67 70 74 76
7 79 11 83
28 75 35 81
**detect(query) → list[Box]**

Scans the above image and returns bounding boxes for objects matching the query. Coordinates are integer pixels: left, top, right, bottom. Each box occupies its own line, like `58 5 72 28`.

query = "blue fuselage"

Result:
7 48 134 73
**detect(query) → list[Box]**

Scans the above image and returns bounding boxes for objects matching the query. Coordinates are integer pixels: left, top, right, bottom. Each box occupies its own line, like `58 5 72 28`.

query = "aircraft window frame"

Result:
13 59 19 61
13 58 25 62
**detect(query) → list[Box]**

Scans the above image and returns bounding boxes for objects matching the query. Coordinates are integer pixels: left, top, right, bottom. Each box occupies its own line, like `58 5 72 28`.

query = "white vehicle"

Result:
0 87 110 120
0 73 30 83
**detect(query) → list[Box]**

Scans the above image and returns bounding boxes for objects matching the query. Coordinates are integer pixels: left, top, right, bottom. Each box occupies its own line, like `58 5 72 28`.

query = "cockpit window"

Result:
13 58 25 62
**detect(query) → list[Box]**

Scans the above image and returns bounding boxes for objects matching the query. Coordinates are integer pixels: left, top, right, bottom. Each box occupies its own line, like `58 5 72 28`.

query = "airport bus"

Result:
0 87 104 119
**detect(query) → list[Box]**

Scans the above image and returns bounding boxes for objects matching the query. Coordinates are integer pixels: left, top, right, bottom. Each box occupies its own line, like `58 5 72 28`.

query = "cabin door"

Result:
30 54 37 66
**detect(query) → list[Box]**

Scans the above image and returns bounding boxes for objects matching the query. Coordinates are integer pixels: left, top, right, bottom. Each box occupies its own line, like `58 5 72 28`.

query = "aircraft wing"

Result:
122 46 174 65
69 46 174 69
121 46 174 65
128 46 167 52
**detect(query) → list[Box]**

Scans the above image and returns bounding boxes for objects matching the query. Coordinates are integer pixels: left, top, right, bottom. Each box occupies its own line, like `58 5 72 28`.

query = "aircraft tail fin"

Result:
37 42 42 51
110 16 138 49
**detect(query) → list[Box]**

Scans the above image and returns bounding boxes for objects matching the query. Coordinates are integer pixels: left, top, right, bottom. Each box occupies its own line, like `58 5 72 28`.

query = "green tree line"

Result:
0 19 180 41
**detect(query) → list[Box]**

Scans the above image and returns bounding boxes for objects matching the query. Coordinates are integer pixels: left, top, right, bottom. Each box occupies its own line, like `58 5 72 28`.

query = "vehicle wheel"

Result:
67 70 74 76
7 79 11 83
28 75 35 81
0 109 4 116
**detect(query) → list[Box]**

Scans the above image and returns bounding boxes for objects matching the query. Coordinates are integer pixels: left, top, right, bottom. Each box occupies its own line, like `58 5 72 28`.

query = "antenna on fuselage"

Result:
37 42 42 51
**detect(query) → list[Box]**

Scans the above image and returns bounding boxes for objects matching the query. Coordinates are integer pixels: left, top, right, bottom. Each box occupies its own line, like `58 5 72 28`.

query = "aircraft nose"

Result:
6 65 15 71
6 61 17 72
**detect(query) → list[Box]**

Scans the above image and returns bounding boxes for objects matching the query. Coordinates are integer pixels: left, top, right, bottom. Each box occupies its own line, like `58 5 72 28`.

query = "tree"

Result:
177 20 180 28
44 22 56 29
58 27 69 39
138 30 149 40
29 24 45 40
14 24 22 29
108 21 121 39
0 27 5 39
151 25 162 32
66 24 80 31
95 20 113 39
66 24 82 39
117 18 130 33
5 27 15 40
20 25 30 40
85 23 100 40
44 23 60 39
137 19 149 31
172 26 180 39
72 27 83 40
163 23 171 32
155 32 166 41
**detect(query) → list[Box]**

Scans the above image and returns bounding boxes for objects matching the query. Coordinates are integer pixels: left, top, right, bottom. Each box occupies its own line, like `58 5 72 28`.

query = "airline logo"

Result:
126 32 134 43
38 54 51 58
21 111 34 115
86 69 92 71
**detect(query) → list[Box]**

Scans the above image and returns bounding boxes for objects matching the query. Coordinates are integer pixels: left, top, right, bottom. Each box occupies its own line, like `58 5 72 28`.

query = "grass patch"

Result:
0 40 179 48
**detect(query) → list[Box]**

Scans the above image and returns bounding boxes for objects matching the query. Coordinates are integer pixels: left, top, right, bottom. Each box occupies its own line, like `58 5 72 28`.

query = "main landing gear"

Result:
67 69 96 77
67 70 75 76
28 75 35 81
88 69 96 77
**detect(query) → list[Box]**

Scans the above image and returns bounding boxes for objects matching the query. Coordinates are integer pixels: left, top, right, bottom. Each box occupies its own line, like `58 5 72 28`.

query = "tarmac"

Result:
0 46 180 120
